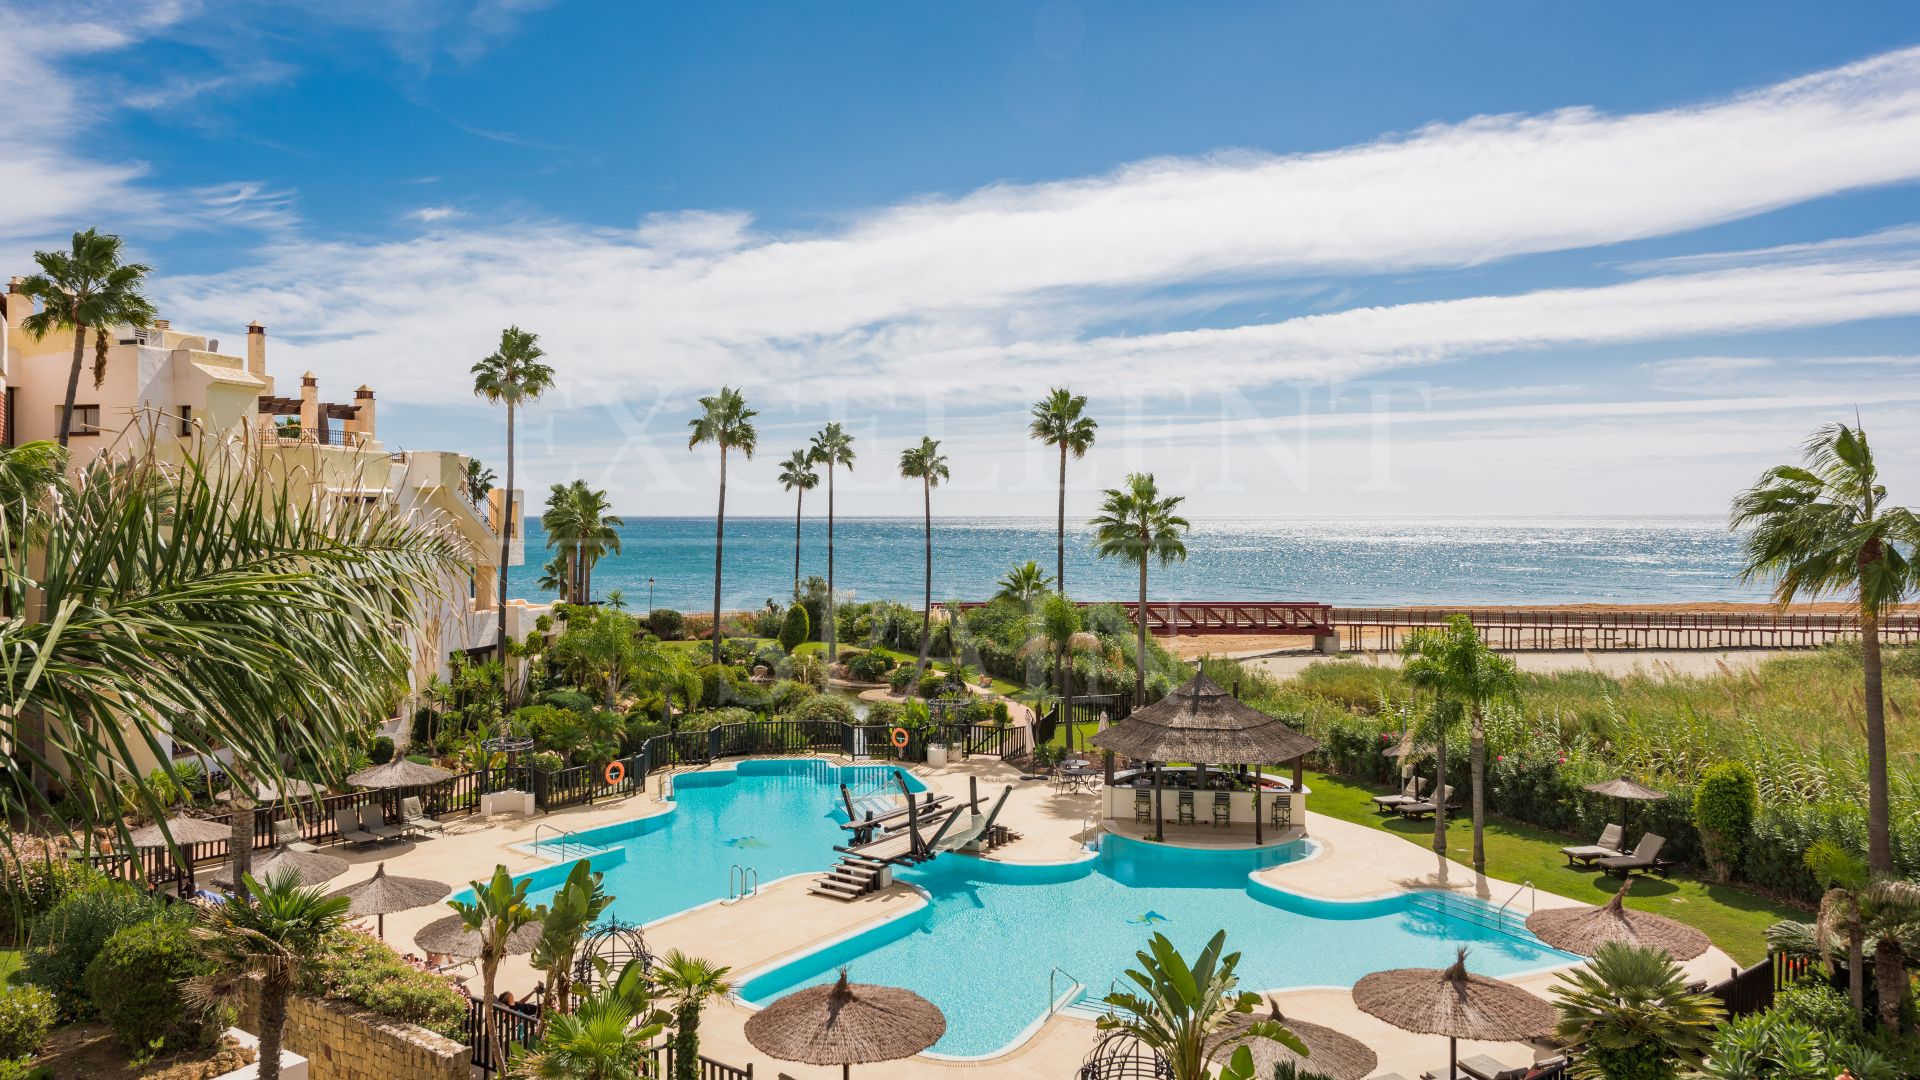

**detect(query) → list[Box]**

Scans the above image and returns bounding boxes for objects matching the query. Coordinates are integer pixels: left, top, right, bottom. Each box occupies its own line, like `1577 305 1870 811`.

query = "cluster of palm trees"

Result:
539 481 623 604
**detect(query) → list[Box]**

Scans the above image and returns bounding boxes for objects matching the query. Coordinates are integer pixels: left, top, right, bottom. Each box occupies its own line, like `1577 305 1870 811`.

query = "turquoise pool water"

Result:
737 834 1580 1058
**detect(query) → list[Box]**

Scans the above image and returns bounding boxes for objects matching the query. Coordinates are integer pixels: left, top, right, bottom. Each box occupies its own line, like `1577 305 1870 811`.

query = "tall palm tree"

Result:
514 959 666 1080
898 437 950 670
1732 422 1919 876
1091 473 1189 704
529 862 614 1032
687 387 758 665
466 458 497 508
452 865 541 1070
187 871 351 1080
472 327 555 661
995 559 1054 613
653 950 734 1080
1399 614 1519 875
1096 931 1304 1080
537 553 573 602
543 480 623 604
1029 388 1097 594
809 423 856 663
776 449 819 599
1549 942 1722 1080
18 228 156 447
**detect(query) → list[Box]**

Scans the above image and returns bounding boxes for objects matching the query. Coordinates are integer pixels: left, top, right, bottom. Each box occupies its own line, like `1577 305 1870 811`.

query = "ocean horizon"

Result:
505 514 1771 611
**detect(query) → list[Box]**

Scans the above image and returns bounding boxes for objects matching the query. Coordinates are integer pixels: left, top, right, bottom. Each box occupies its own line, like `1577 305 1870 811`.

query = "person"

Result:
497 991 516 1010
516 984 543 1018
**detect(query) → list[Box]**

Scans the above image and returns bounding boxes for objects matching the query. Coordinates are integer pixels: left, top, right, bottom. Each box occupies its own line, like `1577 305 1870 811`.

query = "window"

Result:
178 404 193 437
59 404 101 436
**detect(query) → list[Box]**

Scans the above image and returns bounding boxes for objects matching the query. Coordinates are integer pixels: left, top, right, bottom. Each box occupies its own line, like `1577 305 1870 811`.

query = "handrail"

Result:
1494 880 1536 924
1047 966 1083 1016
726 864 759 904
532 823 575 857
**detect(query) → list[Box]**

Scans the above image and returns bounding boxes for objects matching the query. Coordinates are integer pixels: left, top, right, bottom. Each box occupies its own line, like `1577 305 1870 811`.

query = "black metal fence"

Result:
652 1044 754 1079
1035 693 1131 749
1705 951 1814 1017
463 998 538 1075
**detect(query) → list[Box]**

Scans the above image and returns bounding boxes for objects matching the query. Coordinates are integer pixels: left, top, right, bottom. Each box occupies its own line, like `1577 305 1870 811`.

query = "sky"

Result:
6 1 1920 518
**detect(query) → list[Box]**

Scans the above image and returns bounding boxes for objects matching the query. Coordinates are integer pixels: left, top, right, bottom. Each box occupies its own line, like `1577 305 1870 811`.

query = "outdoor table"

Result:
1061 767 1102 794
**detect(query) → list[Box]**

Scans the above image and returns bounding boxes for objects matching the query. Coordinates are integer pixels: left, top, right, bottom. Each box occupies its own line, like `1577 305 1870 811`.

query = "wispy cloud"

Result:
409 205 464 224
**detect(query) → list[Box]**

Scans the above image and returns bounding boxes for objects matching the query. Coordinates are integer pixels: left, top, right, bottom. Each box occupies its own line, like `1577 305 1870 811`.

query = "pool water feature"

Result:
738 833 1581 1058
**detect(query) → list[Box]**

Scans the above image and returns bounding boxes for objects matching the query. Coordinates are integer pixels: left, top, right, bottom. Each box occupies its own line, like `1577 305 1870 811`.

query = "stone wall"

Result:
235 984 470 1080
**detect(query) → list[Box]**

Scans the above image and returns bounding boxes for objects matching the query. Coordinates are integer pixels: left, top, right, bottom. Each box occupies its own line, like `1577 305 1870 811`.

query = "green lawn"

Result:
1304 770 1803 966
0 948 22 985
1046 719 1105 751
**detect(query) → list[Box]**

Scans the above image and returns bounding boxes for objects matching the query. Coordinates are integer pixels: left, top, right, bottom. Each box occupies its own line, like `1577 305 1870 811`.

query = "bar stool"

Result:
1134 787 1152 823
1270 796 1292 829
1212 791 1231 826
1177 790 1196 825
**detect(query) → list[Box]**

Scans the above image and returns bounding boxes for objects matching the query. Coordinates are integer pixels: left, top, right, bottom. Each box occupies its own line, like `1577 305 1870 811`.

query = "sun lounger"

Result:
271 819 319 853
359 803 404 845
1397 785 1455 820
399 796 446 837
1598 833 1670 878
1458 1053 1534 1080
334 807 381 848
1371 776 1426 812
1560 823 1625 867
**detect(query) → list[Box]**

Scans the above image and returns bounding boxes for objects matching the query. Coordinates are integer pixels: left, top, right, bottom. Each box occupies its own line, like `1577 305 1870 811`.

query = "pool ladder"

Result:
1495 880 1536 922
532 823 577 858
1047 966 1084 1016
726 864 759 904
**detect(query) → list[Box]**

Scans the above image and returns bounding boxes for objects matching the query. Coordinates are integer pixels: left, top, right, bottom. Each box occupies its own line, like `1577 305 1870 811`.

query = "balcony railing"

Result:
261 423 370 448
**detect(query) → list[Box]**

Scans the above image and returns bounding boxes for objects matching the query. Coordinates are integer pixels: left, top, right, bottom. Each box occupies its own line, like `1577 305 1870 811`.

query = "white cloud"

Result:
409 205 464 224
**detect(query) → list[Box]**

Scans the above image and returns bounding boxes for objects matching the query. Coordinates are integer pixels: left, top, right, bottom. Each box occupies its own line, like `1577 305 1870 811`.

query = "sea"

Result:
505 515 1770 611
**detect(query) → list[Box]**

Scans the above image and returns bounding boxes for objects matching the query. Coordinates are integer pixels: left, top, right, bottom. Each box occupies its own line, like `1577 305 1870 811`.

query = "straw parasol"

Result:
247 846 350 887
327 863 450 939
128 814 231 848
219 778 326 804
414 912 542 960
1352 948 1555 1080
744 969 946 1079
1583 776 1667 837
1525 879 1709 961
348 759 455 789
1224 1005 1378 1080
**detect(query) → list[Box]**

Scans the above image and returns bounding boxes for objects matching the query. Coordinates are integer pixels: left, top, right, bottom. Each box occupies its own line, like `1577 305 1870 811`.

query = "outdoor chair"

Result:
357 803 404 845
1371 776 1426 813
399 796 446 838
1458 1053 1535 1080
1176 789 1196 825
1598 833 1671 878
1212 791 1230 826
1270 795 1292 829
1134 788 1152 824
1397 785 1454 820
334 807 381 848
271 819 319 853
1559 823 1625 867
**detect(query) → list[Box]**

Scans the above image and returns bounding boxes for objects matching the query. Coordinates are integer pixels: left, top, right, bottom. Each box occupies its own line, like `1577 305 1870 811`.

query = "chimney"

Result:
299 372 318 436
246 321 266 378
353 384 376 442
5 278 28 333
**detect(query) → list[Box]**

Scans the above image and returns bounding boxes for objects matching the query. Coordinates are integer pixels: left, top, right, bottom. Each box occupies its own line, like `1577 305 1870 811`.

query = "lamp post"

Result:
647 577 655 617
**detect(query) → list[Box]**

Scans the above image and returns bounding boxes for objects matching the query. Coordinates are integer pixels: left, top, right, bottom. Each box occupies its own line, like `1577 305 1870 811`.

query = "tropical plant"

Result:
450 865 541 1069
528 862 614 1031
995 560 1054 613
1091 473 1189 704
1803 839 1920 1030
1693 762 1757 883
1731 421 1920 875
466 458 498 508
777 449 820 599
898 437 951 670
538 553 574 602
688 387 758 665
1029 388 1097 593
653 950 734 1080
543 480 623 605
1095 930 1304 1080
809 422 856 663
473 325 556 657
1549 941 1722 1080
1399 614 1519 874
17 228 157 442
512 958 666 1080
1807 840 1873 1017
777 603 809 653
187 871 351 1080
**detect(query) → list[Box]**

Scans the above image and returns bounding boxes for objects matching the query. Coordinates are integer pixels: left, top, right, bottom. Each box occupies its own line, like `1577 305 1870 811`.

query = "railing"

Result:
1495 880 1536 922
650 1045 753 1079
531 755 642 812
1331 606 1920 651
726 863 759 903
531 823 576 858
1705 952 1816 1018
1048 965 1084 1016
463 998 538 1076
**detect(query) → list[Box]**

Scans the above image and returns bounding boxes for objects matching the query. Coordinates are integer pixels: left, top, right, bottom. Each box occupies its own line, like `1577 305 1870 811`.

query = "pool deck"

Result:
324 755 1735 1080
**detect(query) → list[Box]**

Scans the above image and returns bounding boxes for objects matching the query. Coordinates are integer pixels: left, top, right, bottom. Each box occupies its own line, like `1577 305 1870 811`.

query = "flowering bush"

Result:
304 929 465 1037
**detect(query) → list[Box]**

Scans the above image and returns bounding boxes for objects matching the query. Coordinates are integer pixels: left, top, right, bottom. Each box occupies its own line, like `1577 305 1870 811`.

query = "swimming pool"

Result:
738 834 1580 1058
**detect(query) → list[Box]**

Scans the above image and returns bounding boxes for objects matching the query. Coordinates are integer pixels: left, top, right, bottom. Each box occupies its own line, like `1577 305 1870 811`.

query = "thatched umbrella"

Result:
414 912 542 960
327 863 450 939
218 846 349 890
1352 948 1554 1080
128 814 231 848
1583 776 1667 839
348 759 454 789
744 970 946 1079
1525 879 1709 961
1224 1005 1378 1080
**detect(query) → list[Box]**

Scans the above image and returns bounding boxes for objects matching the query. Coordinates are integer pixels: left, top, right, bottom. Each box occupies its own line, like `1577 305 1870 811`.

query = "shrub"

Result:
0 986 55 1060
530 749 567 772
0 1056 40 1080
793 695 857 726
1694 761 1757 882
684 613 715 641
304 929 465 1037
916 670 950 699
85 915 216 1052
863 700 904 727
844 650 895 682
887 666 915 693
368 735 395 765
540 689 596 715
648 608 685 640
696 663 742 708
768 679 816 712
25 877 165 1016
1771 979 1858 1042
0 850 93 946
778 604 809 653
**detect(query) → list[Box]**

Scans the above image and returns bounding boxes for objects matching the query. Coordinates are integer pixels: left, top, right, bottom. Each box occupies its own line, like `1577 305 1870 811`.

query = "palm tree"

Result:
466 458 498 508
1731 422 1919 876
898 437 951 670
543 480 623 604
995 560 1054 613
1029 388 1097 593
1806 839 1920 1030
513 959 666 1080
472 326 556 660
1091 473 1189 704
537 553 573 602
808 423 856 664
688 387 758 665
1399 614 1519 875
187 870 351 1080
1096 930 1304 1080
18 228 157 447
529 862 614 1032
1549 941 1722 1080
653 950 734 1080
777 450 819 599
452 865 541 1069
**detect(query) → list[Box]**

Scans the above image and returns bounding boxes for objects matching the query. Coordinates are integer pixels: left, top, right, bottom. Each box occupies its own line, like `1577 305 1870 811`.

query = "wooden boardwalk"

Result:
1330 607 1920 651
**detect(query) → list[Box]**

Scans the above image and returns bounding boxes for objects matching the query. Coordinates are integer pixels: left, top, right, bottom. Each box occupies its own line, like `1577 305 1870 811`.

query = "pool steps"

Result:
809 852 890 901
1406 890 1538 944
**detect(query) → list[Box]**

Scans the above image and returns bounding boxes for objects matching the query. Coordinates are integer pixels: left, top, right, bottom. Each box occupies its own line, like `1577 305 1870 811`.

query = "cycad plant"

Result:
1731 421 1920 875
528 861 614 1030
898 437 950 670
17 227 156 443
1096 930 1304 1080
652 950 734 1080
1399 614 1519 874
777 449 819 599
809 423 856 663
473 326 556 657
452 865 541 1069
1091 472 1189 704
513 959 667 1080
1549 941 1721 1080
688 387 758 664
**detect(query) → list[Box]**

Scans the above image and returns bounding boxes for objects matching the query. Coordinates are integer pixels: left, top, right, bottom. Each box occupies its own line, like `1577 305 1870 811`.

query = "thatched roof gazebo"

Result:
1091 672 1321 842
1525 879 1709 961
744 970 945 1079
1352 948 1554 1080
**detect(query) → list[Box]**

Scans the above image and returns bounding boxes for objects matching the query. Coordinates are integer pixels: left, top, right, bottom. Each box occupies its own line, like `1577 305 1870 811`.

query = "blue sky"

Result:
6 1 1920 517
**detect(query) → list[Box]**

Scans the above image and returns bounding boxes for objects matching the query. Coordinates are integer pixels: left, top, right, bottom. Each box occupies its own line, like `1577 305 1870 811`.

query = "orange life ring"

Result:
889 727 910 749
604 761 626 786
